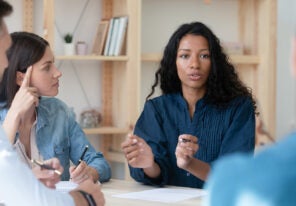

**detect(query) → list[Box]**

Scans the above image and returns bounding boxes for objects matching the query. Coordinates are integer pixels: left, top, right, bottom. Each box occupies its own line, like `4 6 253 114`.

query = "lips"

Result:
53 82 59 87
188 73 201 81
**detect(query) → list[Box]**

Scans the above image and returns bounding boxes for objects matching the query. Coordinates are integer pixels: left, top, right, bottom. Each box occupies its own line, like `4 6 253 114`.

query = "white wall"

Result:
276 0 296 139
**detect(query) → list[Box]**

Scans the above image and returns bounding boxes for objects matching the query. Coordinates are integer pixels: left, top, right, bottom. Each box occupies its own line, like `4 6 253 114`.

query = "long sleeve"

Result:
128 94 255 188
0 126 74 206
68 114 112 182
132 100 172 186
218 97 255 156
35 97 111 182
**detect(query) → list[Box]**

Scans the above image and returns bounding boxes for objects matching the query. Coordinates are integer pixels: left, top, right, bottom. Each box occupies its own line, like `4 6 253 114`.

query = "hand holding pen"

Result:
175 134 199 169
31 157 63 189
79 145 89 164
69 145 98 184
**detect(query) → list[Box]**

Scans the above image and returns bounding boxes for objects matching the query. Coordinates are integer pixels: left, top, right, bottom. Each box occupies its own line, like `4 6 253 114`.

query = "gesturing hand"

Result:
10 66 40 114
2 66 40 143
121 134 154 168
175 134 199 170
32 157 63 189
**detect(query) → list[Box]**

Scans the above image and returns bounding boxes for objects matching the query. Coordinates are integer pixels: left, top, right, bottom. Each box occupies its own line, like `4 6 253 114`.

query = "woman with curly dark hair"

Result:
121 21 256 188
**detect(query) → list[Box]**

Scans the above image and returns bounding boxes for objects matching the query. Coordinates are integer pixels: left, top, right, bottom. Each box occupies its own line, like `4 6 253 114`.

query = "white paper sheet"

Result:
56 181 78 193
113 188 207 203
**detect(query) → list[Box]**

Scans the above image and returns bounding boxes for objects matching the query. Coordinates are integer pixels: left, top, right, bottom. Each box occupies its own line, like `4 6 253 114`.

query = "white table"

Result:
102 179 205 206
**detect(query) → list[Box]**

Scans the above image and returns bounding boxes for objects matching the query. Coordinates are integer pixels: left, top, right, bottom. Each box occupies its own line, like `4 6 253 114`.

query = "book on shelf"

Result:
91 20 109 55
114 16 128 56
103 16 128 56
103 18 115 56
108 17 120 56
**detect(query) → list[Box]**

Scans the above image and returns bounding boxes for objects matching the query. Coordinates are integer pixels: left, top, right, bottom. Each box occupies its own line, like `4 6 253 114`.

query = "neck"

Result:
182 88 205 118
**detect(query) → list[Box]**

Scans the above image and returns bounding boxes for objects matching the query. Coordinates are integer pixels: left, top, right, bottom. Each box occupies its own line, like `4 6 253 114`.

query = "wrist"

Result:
2 111 21 144
77 190 96 206
69 190 88 206
143 161 161 178
88 167 99 183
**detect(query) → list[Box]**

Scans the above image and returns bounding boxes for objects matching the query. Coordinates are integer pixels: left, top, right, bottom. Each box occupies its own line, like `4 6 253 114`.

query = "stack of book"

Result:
91 16 128 56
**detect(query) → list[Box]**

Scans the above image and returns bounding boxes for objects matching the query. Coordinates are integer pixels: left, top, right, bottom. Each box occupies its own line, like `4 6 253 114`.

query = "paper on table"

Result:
113 188 207 203
56 181 78 193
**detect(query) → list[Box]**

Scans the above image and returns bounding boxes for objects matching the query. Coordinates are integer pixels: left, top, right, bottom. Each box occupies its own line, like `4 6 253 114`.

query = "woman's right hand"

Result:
2 66 39 143
121 134 154 168
9 66 39 116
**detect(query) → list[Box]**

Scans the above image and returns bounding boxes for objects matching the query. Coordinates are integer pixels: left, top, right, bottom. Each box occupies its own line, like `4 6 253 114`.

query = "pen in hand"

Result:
70 145 90 182
79 145 89 164
31 159 62 175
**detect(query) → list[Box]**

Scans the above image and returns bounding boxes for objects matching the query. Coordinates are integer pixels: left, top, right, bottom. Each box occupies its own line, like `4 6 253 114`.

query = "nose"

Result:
190 55 200 69
53 65 62 78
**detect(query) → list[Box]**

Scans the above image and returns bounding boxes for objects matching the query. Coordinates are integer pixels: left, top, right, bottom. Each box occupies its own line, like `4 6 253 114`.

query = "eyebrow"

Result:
41 59 54 66
178 48 209 52
40 61 53 68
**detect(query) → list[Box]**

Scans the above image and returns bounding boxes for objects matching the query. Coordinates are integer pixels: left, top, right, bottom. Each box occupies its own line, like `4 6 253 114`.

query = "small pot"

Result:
76 41 88 55
64 43 75 55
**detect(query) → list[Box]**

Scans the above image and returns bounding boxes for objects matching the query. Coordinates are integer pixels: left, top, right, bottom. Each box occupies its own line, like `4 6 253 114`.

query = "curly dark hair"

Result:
146 21 256 111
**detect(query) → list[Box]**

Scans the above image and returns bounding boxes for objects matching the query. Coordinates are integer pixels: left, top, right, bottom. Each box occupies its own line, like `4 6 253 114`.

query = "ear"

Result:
16 71 24 86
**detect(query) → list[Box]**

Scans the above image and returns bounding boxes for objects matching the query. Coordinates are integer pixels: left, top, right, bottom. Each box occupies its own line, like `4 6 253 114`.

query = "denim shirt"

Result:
0 97 111 182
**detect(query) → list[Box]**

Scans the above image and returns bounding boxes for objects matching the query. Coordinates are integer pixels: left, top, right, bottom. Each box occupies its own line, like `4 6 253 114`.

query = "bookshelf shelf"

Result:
141 53 260 65
107 151 126 163
83 126 129 135
229 55 260 65
56 55 128 61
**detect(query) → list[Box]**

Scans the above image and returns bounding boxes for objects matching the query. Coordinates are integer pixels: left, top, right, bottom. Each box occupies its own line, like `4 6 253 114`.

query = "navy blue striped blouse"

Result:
130 93 255 188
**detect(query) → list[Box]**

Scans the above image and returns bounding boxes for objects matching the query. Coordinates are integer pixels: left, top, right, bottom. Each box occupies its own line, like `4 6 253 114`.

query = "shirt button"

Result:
187 172 190 176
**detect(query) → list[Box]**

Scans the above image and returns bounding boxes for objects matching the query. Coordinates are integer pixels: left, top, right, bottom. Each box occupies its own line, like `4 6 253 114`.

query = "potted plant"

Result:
63 33 74 55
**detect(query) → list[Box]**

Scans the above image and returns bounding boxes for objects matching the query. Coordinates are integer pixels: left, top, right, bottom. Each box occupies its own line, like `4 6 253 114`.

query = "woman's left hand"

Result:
175 134 199 170
69 161 99 184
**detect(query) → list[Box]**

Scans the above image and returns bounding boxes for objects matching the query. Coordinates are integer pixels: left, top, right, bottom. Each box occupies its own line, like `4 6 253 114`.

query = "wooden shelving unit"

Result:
83 127 129 135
